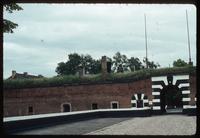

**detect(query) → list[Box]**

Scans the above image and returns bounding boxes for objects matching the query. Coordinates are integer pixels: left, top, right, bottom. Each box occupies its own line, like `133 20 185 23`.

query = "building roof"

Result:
7 70 43 80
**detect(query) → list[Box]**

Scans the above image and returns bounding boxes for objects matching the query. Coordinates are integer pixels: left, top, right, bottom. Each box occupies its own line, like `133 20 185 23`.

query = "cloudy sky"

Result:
3 4 196 79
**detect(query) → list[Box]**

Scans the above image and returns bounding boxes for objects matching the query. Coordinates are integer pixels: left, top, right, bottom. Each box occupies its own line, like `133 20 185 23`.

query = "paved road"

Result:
86 115 196 135
14 115 196 135
15 117 131 135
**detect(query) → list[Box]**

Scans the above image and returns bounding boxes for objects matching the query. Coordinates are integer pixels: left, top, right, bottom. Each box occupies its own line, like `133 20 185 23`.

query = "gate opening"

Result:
160 85 183 113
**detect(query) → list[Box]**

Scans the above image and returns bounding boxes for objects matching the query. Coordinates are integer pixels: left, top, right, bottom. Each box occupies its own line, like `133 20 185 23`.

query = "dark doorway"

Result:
160 85 183 113
63 104 71 112
92 103 98 110
28 106 33 115
111 102 118 109
137 100 144 108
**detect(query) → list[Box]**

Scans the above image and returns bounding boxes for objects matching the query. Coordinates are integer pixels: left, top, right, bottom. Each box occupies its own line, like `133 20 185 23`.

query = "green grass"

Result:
4 66 196 89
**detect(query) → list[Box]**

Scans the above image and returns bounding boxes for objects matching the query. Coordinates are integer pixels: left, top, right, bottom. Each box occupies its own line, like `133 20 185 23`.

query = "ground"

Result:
15 114 196 135
86 115 196 135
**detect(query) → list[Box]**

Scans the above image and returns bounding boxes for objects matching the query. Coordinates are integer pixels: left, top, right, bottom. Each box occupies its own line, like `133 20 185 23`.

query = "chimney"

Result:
101 56 108 79
12 70 16 78
78 67 85 78
24 72 28 76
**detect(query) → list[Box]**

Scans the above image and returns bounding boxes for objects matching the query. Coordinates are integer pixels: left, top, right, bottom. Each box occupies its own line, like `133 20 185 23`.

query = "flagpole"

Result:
186 10 192 64
144 14 148 68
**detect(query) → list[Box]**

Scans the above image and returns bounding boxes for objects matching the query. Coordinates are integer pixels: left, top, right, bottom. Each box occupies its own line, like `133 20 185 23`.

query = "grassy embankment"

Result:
4 66 196 89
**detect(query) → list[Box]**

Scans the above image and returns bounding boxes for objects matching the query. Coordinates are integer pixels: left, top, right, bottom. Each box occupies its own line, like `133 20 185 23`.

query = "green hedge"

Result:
4 66 196 89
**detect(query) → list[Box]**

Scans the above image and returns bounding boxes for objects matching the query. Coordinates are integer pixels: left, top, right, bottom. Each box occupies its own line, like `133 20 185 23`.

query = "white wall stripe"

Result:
152 76 166 81
143 99 148 103
173 75 189 85
153 99 160 102
182 90 190 94
134 94 138 100
183 105 196 109
152 76 168 85
173 75 189 80
152 85 163 89
178 83 190 88
182 98 191 101
131 100 136 103
141 93 144 99
152 92 160 95
153 106 161 110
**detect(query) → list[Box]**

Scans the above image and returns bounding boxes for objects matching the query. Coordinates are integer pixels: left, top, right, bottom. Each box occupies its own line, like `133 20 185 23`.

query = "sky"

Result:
3 4 196 79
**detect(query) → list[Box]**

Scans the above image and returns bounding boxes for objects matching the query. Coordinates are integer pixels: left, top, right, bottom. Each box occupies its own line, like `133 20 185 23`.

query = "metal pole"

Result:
144 14 148 68
186 10 191 63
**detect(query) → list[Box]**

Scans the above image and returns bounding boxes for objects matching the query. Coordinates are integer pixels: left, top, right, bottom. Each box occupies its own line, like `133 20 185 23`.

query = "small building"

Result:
7 70 44 80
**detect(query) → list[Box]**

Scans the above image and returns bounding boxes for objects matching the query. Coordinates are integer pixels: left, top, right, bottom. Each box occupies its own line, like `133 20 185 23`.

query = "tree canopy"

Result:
143 57 160 69
112 52 129 73
56 52 161 76
56 53 101 75
3 4 23 33
128 57 143 71
173 59 189 67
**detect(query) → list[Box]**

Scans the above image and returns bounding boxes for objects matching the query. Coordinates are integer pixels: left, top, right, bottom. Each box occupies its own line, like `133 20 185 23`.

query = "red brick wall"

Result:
189 74 196 105
3 74 196 117
3 79 152 117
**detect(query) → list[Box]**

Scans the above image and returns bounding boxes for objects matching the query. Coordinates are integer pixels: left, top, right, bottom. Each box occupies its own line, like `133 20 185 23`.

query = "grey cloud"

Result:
3 4 196 78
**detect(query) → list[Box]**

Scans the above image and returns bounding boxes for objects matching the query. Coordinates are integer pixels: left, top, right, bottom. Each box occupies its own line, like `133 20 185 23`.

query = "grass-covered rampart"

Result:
4 66 196 89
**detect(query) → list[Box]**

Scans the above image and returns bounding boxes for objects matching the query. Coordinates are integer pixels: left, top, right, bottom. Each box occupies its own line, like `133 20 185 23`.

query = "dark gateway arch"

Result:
152 74 190 113
160 75 183 113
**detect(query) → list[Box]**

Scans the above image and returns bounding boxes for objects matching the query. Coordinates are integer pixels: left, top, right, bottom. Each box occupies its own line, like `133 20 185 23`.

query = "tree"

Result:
67 53 82 75
128 57 143 71
88 59 101 74
55 62 71 75
80 54 101 74
56 53 102 75
3 4 23 33
143 58 160 69
56 53 81 75
112 52 129 73
173 59 188 67
80 54 93 74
